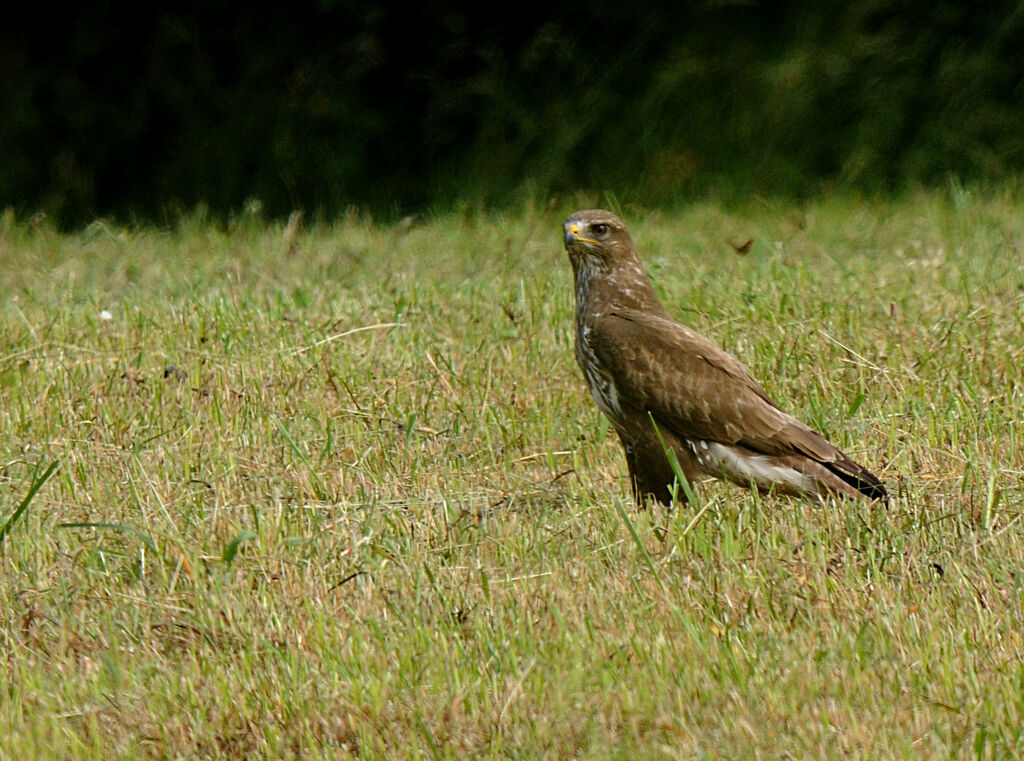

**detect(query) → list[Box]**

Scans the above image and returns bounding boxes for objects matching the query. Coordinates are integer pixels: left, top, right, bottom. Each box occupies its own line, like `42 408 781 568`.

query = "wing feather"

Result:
587 308 840 461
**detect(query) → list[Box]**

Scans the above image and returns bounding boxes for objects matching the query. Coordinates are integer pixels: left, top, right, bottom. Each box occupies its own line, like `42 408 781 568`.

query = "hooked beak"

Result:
564 222 597 248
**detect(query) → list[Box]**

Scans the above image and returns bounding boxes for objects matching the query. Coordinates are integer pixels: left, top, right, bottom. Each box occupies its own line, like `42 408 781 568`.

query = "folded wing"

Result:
587 308 885 497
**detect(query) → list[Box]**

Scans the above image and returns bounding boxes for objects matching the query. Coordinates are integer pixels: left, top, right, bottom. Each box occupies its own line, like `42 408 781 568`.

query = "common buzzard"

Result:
563 209 888 506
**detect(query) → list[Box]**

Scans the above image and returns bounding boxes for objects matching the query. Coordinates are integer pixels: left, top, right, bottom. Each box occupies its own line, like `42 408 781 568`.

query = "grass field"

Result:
2 187 1023 759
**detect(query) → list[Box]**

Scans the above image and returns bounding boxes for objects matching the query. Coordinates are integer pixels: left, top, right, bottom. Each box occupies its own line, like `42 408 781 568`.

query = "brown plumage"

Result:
563 209 888 506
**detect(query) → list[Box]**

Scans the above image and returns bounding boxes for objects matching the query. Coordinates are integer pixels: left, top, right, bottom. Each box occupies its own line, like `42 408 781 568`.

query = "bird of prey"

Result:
563 209 888 506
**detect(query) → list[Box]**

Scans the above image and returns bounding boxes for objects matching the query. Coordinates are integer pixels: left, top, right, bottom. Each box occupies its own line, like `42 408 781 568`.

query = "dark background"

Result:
3 1 1023 228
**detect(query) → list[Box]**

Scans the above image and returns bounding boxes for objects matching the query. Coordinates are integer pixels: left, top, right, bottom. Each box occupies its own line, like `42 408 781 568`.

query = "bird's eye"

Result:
592 224 609 236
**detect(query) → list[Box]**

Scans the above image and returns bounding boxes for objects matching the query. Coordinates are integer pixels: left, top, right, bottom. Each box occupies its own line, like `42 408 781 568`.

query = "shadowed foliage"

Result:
2 1 1024 226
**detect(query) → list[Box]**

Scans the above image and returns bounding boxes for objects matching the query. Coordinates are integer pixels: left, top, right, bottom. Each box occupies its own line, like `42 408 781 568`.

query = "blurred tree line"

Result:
2 1 1023 227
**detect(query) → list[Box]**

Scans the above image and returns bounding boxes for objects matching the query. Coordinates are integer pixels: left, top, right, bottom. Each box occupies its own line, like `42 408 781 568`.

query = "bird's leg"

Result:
621 431 698 508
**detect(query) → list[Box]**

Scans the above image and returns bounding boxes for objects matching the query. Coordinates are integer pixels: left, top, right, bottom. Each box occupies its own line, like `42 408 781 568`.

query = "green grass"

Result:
2 187 1024 759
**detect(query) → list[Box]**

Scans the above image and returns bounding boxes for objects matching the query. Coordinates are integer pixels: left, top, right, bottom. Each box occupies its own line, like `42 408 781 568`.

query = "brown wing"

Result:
586 308 843 462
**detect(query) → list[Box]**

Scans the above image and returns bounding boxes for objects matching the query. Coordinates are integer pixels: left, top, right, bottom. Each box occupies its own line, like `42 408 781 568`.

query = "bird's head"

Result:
563 209 634 270
563 209 662 313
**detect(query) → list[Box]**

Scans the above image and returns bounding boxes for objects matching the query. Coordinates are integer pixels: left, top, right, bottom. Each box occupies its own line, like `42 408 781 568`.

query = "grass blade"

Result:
614 499 667 594
223 530 258 564
648 413 700 507
0 460 59 547
58 521 159 554
270 413 330 500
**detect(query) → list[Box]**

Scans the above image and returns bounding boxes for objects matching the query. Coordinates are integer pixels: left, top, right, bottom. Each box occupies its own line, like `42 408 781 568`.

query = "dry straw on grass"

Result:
1 189 1023 759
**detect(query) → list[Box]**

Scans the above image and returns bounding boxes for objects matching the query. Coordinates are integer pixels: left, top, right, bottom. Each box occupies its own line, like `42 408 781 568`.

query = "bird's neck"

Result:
573 256 667 318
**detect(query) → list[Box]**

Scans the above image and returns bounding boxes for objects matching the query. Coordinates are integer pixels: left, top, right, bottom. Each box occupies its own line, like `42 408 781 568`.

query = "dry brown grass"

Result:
2 188 1023 759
